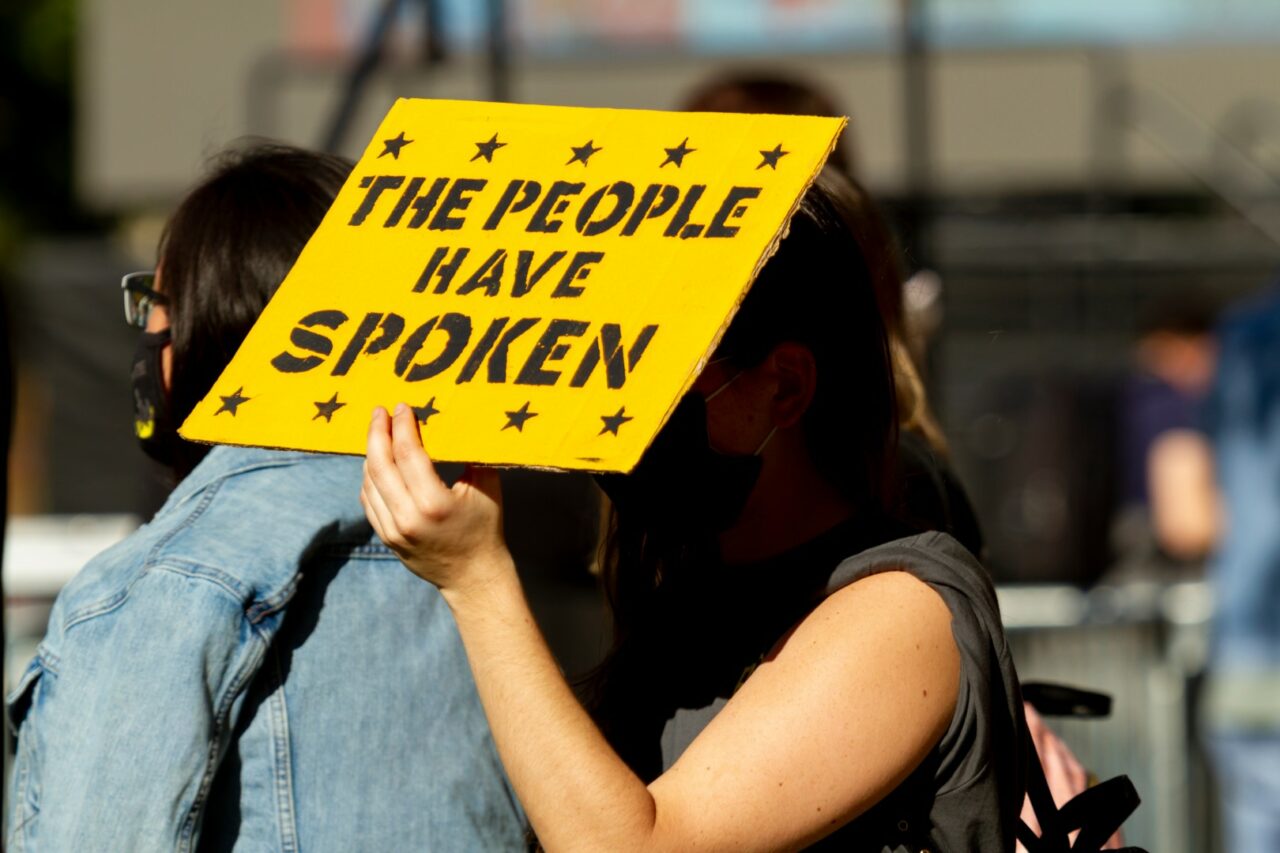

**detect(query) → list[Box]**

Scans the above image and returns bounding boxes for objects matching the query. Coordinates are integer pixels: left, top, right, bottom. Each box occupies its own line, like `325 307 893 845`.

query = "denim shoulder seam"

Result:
35 643 61 677
265 647 300 851
327 541 400 559
148 456 304 554
148 476 226 561
247 574 300 626
176 622 271 853
62 558 251 632
163 457 303 513
58 482 225 630
150 562 253 602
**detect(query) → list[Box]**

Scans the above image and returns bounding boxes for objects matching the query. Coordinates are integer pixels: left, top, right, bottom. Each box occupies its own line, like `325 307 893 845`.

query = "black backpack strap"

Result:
1018 725 1148 853
1058 776 1144 851
1018 722 1067 853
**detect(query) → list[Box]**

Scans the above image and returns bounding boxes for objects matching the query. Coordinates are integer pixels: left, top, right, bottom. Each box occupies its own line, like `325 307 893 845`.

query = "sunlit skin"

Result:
361 341 961 852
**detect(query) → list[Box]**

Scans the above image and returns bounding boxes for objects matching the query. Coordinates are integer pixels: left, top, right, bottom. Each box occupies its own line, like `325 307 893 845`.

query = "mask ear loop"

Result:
704 365 778 456
703 358 779 455
753 426 778 456
701 371 738 455
704 368 742 403
701 355 735 395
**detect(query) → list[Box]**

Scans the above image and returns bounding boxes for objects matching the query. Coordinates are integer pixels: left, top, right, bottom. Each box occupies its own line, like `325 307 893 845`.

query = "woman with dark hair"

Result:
134 144 353 477
363 173 1027 850
684 74 981 558
7 142 524 851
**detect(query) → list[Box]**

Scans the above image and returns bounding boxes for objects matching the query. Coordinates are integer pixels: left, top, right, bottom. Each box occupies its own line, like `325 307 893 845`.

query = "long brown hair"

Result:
820 171 948 455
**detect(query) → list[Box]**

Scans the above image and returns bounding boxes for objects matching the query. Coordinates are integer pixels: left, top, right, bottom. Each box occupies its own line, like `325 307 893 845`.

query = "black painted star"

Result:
412 397 441 425
757 143 790 170
470 132 508 163
502 401 538 432
215 386 251 416
312 393 346 423
660 137 696 168
379 131 413 160
598 406 634 436
566 139 602 166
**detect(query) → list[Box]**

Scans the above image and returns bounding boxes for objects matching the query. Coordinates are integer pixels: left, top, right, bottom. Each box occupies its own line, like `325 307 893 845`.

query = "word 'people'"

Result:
348 175 763 241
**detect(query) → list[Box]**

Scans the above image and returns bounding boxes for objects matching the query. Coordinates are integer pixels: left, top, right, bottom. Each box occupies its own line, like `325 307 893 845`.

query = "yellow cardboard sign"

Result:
180 98 843 471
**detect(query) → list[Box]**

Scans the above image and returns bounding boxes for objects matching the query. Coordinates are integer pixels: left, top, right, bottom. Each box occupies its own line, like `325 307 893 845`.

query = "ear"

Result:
766 342 816 428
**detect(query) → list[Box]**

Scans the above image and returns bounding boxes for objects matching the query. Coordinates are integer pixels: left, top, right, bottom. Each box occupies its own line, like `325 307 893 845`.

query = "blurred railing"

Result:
1000 580 1217 853
3 514 141 683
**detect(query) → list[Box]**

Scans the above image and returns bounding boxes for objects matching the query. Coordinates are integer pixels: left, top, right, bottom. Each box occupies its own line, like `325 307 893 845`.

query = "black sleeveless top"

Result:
653 531 1027 852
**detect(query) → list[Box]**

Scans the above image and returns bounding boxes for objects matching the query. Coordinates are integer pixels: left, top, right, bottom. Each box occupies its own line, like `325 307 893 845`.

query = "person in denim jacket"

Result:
1203 280 1280 852
5 143 525 851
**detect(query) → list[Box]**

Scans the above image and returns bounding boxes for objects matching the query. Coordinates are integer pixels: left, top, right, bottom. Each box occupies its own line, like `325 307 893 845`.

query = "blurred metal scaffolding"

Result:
247 0 511 154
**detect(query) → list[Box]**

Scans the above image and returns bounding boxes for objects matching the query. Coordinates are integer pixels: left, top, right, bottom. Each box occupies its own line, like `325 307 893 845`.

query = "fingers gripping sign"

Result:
363 403 514 595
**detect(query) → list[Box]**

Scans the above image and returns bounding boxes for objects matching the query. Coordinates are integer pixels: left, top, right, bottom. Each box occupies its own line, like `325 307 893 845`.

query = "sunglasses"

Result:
121 271 167 329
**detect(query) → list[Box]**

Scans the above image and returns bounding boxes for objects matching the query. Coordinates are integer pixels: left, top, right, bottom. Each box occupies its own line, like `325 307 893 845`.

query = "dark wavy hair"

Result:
158 141 351 475
585 170 899 776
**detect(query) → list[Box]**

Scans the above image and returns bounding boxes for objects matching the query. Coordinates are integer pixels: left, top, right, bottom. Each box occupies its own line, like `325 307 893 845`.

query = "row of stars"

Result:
378 131 791 170
214 387 635 436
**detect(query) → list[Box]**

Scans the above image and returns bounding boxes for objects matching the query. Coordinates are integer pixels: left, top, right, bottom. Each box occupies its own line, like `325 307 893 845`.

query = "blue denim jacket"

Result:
6 446 525 851
1206 284 1280 669
1201 283 1280 735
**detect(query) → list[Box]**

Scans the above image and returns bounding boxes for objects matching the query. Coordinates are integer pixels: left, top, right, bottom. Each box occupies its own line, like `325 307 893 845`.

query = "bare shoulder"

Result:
651 570 963 848
794 568 956 651
766 569 962 729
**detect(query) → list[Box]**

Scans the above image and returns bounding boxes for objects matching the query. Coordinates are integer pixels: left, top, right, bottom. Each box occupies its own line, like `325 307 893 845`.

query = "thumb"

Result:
459 464 504 507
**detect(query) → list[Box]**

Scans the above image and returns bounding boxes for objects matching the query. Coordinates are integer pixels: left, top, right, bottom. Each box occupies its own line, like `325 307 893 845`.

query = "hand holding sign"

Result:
180 99 844 472
361 404 513 599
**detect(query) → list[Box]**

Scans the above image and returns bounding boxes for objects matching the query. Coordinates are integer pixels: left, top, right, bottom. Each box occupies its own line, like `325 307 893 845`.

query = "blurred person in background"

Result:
1202 279 1280 853
4 143 524 851
1114 293 1220 573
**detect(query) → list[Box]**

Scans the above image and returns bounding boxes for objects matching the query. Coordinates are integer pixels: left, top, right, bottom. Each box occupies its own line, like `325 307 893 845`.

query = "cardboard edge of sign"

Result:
178 111 847 475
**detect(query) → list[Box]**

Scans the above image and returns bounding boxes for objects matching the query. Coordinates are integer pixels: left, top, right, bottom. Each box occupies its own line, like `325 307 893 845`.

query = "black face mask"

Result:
131 329 181 467
595 393 767 539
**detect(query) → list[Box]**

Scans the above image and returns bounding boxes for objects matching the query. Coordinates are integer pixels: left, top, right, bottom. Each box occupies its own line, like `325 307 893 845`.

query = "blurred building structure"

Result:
5 1 1280 849
78 1 1280 206
65 0 1280 578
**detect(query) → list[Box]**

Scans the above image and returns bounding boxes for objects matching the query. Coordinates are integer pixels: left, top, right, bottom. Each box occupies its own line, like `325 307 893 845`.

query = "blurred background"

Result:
3 1 1279 849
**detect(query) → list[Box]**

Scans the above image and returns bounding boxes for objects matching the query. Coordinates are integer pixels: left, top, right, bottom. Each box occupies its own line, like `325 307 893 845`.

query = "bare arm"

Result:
362 404 960 852
1148 429 1220 559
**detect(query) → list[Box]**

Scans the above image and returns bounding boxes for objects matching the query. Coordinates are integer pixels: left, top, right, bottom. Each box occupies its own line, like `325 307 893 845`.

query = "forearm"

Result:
443 559 660 853
362 412 667 849
365 422 966 852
